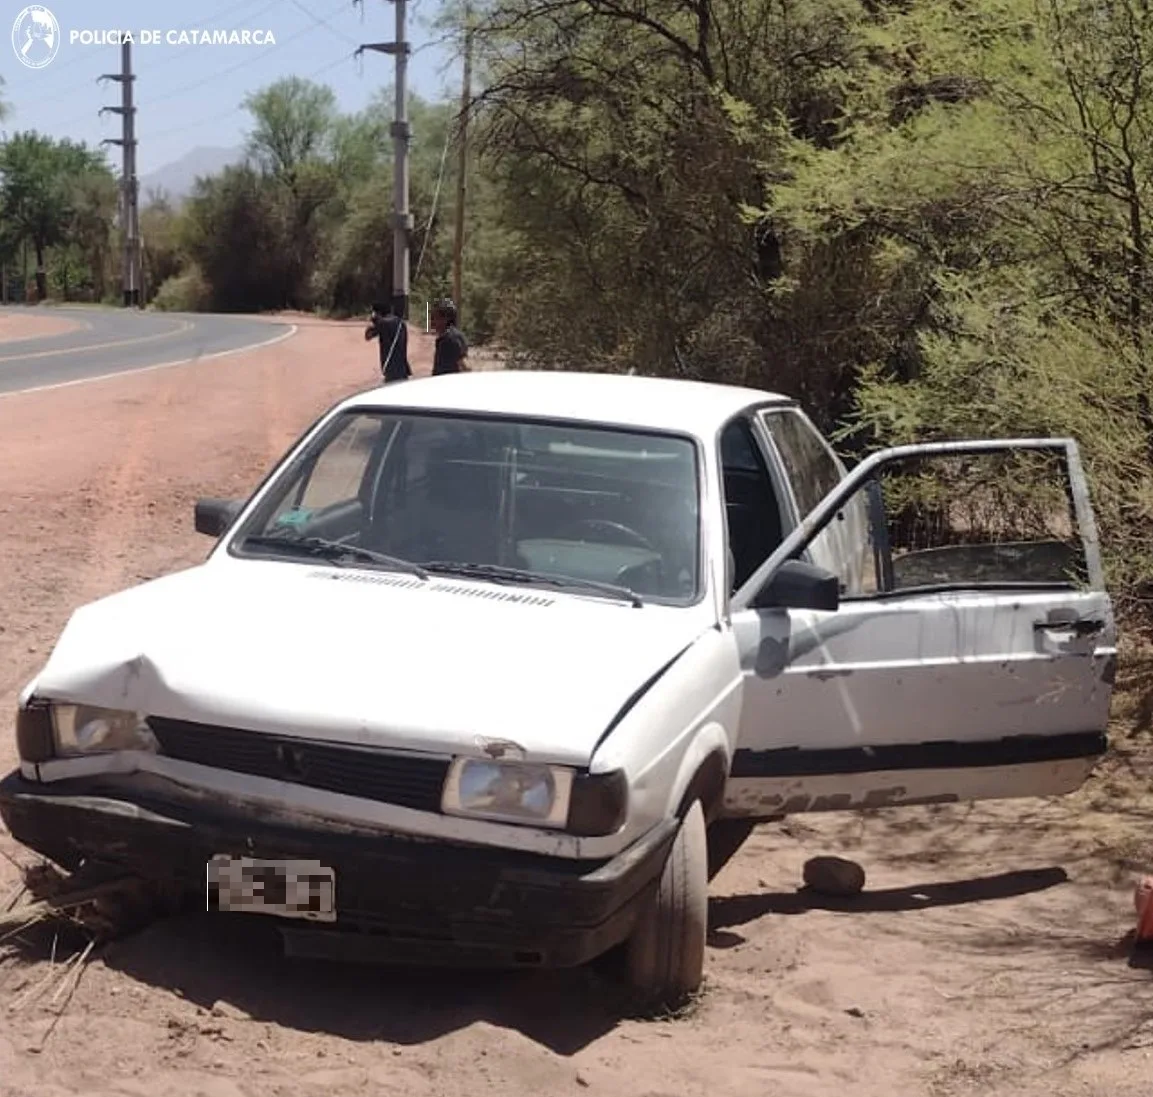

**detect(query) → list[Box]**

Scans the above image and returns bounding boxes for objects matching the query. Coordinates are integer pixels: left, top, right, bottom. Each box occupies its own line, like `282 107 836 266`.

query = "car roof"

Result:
335 370 795 437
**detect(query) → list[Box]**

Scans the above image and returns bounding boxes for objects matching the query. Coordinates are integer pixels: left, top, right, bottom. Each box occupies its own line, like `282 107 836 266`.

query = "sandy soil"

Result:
0 312 85 344
0 318 1151 1097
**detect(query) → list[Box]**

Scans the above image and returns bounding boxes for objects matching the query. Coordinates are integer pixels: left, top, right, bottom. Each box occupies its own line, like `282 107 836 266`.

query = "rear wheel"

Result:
624 799 708 1009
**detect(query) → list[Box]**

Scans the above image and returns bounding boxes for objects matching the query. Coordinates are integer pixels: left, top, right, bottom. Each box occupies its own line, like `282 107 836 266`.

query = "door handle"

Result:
1033 617 1105 637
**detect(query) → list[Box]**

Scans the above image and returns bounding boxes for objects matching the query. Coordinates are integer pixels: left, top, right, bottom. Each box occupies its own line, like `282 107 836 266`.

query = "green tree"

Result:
244 77 339 180
140 192 184 304
310 92 458 316
64 167 118 300
831 0 1153 632
241 77 345 308
465 0 873 403
0 132 113 301
179 165 292 311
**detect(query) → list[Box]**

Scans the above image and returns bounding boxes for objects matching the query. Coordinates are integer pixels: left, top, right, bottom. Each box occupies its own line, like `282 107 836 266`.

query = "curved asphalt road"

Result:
0 307 295 397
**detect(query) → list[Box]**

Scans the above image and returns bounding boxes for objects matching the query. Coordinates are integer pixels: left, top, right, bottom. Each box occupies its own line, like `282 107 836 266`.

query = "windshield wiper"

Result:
422 561 643 607
242 535 429 579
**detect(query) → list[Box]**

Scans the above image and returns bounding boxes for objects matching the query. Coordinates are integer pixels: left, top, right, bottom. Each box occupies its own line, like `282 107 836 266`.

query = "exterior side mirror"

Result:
194 498 242 538
753 559 840 612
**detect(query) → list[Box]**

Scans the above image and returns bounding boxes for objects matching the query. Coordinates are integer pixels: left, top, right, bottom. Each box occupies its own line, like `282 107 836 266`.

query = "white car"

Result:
0 371 1115 1005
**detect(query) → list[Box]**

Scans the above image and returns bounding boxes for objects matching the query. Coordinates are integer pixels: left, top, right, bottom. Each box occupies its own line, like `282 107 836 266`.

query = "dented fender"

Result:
591 625 742 838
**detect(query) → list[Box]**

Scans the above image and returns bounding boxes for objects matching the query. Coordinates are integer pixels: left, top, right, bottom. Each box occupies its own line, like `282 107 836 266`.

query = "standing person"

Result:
431 298 469 376
365 298 411 383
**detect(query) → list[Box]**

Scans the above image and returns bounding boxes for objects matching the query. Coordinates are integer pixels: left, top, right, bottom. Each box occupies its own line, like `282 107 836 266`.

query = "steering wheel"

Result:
563 518 655 551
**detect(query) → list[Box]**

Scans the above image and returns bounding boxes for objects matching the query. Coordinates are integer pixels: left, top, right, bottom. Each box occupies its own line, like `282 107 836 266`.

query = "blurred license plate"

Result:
207 855 336 922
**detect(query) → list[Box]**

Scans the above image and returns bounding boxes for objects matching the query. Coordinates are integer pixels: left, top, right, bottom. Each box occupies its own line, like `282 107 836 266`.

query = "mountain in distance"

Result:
139 145 245 205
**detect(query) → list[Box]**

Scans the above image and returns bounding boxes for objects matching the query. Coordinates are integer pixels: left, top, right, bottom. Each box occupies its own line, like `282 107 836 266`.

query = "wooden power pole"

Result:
452 6 473 315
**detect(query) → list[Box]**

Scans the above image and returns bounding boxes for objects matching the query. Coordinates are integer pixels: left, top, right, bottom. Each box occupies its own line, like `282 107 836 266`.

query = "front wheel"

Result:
624 799 708 1009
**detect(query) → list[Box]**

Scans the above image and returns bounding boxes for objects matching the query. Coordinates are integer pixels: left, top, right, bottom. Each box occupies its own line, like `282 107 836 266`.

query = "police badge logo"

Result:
11 5 60 70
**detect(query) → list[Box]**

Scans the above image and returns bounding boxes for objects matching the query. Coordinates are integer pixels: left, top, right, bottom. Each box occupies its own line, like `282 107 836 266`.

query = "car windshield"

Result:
230 410 702 605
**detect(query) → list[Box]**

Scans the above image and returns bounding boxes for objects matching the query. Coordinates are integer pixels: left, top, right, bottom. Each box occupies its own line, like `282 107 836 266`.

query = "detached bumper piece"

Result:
0 772 674 969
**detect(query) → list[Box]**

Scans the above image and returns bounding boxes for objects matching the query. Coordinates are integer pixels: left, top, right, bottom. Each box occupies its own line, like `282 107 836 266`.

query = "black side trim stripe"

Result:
730 730 1108 779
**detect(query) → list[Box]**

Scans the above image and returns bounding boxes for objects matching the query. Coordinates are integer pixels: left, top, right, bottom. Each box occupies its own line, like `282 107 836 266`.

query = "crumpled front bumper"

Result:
0 771 675 969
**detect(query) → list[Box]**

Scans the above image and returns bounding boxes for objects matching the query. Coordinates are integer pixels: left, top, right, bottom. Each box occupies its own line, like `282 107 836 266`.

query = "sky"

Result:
1 0 459 174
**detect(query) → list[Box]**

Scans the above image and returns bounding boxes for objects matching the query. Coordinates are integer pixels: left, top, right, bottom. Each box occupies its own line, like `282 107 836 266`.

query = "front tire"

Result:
624 799 708 1008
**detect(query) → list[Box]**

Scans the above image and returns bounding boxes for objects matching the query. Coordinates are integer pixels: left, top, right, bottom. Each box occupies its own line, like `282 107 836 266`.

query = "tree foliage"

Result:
244 77 339 181
153 80 458 315
456 0 1153 630
0 132 115 300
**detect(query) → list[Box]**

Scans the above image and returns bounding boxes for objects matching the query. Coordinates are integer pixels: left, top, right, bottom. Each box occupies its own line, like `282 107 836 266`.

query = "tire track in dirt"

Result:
70 362 204 609
260 345 304 486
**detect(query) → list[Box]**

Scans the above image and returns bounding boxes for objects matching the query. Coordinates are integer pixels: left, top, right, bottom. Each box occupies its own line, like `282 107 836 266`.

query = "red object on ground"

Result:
1135 876 1153 944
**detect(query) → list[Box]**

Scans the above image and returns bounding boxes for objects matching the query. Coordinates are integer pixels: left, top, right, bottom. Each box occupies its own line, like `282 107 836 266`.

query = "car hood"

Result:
29 561 712 766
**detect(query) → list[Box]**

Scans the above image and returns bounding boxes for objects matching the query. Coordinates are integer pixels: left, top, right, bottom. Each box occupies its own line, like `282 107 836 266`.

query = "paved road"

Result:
0 307 295 396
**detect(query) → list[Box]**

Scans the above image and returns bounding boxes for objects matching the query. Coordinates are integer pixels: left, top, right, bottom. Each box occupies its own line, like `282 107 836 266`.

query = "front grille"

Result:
147 717 449 813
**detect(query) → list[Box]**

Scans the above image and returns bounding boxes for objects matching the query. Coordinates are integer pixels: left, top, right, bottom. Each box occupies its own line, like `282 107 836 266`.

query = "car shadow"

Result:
709 866 1070 932
4 866 1074 1054
90 911 630 1055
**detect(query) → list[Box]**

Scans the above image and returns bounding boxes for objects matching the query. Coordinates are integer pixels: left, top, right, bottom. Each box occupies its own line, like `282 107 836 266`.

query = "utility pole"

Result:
100 40 141 307
357 0 411 320
0 126 6 305
451 5 473 315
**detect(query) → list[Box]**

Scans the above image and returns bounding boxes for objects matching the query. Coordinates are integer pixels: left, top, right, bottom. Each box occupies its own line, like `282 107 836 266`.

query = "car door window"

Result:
719 418 788 592
756 442 1094 601
761 409 842 518
295 414 384 511
759 408 871 594
256 414 386 543
876 447 1089 592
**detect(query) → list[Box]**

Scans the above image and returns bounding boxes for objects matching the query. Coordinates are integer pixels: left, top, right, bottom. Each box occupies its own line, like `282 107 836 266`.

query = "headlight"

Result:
50 703 158 757
441 757 574 828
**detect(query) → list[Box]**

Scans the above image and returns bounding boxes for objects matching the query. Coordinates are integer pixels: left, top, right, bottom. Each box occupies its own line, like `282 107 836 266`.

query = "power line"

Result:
29 0 281 110
138 0 287 73
40 5 443 161
133 32 444 150
142 0 350 110
413 111 454 286
136 51 355 144
46 0 288 131
50 0 340 134
288 0 359 46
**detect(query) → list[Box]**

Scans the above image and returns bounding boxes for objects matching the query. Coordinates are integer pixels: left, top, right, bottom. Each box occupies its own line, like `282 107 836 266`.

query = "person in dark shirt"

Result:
430 298 468 375
365 298 411 383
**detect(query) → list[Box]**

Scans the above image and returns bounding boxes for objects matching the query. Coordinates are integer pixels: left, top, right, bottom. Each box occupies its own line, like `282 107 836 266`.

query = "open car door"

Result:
724 438 1115 818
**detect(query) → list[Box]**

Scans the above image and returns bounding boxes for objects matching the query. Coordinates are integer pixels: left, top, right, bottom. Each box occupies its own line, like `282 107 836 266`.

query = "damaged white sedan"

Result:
0 370 1115 1005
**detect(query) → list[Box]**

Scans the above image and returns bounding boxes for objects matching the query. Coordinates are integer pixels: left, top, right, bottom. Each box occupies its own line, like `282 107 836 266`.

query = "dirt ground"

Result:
0 311 84 344
1 317 1152 1097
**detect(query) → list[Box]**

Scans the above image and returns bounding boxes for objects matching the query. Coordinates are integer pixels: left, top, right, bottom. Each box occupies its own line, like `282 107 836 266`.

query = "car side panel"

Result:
590 626 743 837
